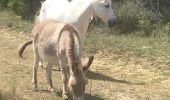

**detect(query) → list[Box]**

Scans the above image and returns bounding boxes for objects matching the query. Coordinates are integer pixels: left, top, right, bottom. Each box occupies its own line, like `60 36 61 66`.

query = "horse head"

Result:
94 0 117 27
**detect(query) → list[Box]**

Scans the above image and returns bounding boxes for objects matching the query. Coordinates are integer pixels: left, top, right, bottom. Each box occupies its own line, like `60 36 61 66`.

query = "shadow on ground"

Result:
84 94 104 100
87 70 145 85
36 89 63 97
36 89 103 100
0 90 23 100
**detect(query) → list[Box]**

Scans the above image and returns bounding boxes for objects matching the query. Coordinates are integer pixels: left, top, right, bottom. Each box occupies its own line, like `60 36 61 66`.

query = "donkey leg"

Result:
39 59 43 69
32 54 40 91
59 60 69 99
61 68 69 99
46 63 54 92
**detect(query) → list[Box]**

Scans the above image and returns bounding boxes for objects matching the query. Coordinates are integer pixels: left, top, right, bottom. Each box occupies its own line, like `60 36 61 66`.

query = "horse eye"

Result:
104 4 110 8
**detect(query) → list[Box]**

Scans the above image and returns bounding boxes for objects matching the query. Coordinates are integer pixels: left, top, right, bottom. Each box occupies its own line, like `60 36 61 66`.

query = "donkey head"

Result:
68 56 94 100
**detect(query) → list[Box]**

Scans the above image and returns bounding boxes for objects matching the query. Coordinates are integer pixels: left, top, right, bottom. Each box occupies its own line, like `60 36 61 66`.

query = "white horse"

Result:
39 0 117 43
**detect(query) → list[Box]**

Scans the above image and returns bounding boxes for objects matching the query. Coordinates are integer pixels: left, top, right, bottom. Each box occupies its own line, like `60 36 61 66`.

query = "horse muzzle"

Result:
108 18 117 28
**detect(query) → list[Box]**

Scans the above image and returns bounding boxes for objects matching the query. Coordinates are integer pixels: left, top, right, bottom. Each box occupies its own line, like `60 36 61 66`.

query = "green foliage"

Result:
0 10 33 32
0 0 9 9
7 0 40 19
8 0 25 16
159 0 170 21
0 0 170 36
114 0 155 35
138 19 153 36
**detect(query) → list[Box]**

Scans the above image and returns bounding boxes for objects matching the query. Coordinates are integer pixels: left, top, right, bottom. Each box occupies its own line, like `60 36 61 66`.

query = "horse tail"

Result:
18 40 33 59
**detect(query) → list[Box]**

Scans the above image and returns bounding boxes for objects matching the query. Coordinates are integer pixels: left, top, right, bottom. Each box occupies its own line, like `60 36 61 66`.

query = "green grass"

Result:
85 24 170 70
0 10 33 32
86 24 170 56
0 10 170 100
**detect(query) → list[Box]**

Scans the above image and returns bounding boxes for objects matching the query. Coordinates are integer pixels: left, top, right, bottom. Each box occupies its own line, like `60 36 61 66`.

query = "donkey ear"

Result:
82 55 94 73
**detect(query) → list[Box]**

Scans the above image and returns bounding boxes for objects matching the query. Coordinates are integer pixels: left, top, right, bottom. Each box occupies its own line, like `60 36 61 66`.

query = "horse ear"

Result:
40 0 45 5
82 55 94 73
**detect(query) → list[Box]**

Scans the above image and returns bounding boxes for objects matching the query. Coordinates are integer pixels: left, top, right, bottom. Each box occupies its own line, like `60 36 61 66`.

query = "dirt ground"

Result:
0 29 170 100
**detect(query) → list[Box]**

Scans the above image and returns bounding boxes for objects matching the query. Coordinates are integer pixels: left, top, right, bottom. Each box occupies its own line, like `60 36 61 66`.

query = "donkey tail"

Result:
18 40 33 59
82 55 94 71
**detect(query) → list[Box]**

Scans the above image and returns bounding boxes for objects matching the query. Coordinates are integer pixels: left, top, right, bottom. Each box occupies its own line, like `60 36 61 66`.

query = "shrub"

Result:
114 0 155 35
0 0 9 9
8 0 41 20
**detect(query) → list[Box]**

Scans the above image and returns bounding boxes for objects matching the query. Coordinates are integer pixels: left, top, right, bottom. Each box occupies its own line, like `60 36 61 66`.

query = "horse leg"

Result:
45 63 54 92
32 49 40 92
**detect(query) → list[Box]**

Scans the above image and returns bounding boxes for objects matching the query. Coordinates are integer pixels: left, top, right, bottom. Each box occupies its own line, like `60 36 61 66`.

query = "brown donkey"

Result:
18 20 94 100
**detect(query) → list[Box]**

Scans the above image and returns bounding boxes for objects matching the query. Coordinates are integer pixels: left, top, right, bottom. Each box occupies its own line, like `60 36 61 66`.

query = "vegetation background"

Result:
0 0 170 100
0 0 170 34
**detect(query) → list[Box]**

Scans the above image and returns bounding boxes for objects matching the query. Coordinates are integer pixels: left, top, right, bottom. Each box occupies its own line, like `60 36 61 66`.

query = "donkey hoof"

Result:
48 88 55 92
40 65 44 69
51 91 58 96
51 89 55 93
32 87 38 92
50 89 57 96
62 94 69 100
32 85 38 92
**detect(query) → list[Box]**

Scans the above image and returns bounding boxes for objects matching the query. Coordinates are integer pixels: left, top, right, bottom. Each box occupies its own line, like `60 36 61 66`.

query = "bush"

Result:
160 0 170 22
0 0 9 9
114 0 155 35
8 0 41 20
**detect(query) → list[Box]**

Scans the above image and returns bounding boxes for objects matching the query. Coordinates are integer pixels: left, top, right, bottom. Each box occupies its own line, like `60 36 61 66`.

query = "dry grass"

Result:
0 10 170 100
